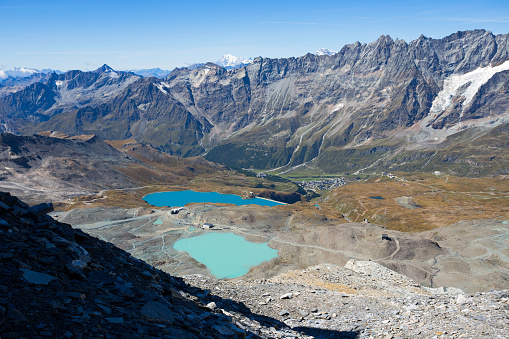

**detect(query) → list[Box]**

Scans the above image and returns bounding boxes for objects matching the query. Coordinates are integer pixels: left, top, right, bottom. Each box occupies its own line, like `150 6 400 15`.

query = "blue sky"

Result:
1 0 509 71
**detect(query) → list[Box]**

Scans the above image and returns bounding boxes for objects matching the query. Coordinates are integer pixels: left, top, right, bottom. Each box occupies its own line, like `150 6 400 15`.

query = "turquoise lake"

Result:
143 190 284 207
173 233 278 279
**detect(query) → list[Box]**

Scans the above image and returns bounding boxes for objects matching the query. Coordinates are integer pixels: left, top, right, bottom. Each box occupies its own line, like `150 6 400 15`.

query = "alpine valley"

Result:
1 29 509 338
1 29 508 176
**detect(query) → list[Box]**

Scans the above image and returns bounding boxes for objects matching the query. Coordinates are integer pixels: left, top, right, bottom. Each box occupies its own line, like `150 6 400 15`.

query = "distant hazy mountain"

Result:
129 68 172 78
0 67 62 84
3 67 61 77
186 63 205 70
315 48 337 56
186 54 253 71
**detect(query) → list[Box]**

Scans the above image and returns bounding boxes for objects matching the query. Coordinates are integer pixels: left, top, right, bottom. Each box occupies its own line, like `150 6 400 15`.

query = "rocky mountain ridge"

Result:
1 30 508 175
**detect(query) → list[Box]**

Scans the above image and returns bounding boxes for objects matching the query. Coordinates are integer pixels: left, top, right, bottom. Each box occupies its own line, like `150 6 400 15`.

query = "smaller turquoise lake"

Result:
143 190 284 207
173 233 278 278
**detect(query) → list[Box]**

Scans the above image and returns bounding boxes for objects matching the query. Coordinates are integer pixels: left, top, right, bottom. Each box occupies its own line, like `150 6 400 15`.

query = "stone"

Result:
206 302 217 310
279 310 289 317
20 268 56 285
105 317 124 324
280 293 293 299
213 325 236 336
456 294 470 304
28 203 53 215
140 301 175 323
7 306 28 322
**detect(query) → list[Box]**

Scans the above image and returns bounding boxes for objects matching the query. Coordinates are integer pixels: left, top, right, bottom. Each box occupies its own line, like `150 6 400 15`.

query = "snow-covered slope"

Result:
315 48 337 56
214 54 253 69
430 60 509 115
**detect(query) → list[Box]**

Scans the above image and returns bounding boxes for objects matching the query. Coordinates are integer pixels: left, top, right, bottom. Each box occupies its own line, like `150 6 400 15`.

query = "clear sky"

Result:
1 0 509 72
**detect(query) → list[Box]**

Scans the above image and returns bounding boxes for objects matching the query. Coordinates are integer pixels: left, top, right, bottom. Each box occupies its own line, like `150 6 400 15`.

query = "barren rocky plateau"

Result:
58 202 509 294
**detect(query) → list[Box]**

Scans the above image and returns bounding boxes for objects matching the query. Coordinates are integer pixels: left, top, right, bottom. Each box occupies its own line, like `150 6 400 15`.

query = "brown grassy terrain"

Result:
323 173 509 232
52 139 303 211
55 139 508 234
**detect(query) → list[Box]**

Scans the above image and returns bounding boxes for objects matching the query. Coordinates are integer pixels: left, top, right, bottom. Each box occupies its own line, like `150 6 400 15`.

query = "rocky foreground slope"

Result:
1 191 509 338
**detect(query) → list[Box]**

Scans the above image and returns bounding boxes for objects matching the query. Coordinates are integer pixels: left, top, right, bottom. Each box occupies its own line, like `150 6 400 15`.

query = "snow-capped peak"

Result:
0 67 60 79
4 67 39 78
315 48 337 56
214 54 253 69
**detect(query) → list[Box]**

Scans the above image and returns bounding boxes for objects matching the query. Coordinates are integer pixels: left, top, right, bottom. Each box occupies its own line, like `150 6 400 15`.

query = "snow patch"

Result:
155 81 171 94
155 83 168 94
0 70 7 79
107 71 120 79
55 80 63 87
430 60 509 114
333 103 344 111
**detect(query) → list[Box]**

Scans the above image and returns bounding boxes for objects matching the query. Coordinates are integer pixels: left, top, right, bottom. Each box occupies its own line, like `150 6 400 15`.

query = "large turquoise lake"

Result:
173 233 278 279
143 190 284 207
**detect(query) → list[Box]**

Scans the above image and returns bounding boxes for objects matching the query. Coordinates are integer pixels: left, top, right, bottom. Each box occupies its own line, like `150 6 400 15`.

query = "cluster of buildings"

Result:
298 177 345 191
381 172 396 179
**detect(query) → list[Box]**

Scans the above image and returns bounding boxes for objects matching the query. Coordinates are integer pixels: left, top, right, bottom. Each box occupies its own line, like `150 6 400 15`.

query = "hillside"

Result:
0 133 292 205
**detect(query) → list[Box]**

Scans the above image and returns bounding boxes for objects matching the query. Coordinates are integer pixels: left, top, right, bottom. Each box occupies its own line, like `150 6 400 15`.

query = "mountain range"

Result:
1 29 508 176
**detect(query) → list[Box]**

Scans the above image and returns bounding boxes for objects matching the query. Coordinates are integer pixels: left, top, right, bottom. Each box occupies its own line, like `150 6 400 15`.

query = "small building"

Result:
171 207 184 215
202 223 214 229
382 234 391 241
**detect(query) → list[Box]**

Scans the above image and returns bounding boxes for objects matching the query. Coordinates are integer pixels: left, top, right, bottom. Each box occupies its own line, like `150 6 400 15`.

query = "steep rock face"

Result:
0 82 56 120
1 31 509 174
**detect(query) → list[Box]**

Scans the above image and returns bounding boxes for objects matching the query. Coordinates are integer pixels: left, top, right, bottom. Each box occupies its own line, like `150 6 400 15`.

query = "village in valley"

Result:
297 177 346 191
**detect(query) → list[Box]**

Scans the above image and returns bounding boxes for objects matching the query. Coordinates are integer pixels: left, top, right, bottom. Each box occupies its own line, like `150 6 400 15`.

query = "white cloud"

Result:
0 70 7 79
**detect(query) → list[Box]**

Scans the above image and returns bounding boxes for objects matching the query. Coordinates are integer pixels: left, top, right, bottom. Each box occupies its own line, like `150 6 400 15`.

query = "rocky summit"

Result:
1 191 508 338
1 30 508 176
